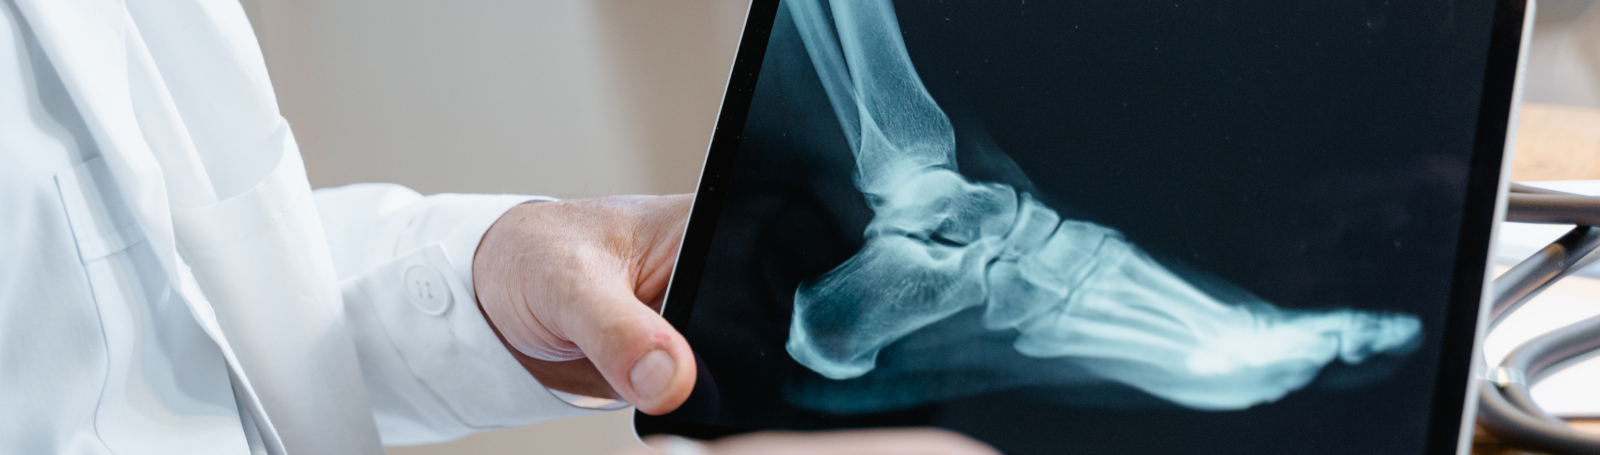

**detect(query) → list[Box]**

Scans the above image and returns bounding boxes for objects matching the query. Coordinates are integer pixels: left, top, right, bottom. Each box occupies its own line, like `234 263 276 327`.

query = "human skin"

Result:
472 194 997 454
473 195 698 415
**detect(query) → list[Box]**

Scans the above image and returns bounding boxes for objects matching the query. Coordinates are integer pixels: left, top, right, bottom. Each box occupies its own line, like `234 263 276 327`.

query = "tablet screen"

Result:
642 1 1521 453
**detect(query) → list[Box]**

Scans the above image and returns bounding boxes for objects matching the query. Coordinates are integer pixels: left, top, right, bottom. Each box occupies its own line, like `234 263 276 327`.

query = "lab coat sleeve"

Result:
312 183 599 446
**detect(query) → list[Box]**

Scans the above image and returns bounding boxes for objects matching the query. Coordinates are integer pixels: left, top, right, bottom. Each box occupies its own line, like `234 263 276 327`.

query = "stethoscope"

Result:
1476 183 1600 454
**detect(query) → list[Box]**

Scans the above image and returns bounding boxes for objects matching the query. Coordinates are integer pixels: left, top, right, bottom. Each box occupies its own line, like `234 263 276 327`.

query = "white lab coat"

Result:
0 1 595 453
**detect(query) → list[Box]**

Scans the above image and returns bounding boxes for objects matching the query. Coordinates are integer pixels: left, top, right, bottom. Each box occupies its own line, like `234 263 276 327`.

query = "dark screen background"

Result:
656 1 1499 453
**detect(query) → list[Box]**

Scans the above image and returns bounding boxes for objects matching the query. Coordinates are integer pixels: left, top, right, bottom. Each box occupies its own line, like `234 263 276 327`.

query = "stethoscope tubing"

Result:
1477 184 1600 454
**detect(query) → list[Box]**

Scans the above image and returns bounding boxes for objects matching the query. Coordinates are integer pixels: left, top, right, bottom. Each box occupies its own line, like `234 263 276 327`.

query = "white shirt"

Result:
0 1 593 453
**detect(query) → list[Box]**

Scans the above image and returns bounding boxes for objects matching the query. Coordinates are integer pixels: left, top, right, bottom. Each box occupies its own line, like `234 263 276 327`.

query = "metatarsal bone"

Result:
780 0 1424 412
1011 240 1423 410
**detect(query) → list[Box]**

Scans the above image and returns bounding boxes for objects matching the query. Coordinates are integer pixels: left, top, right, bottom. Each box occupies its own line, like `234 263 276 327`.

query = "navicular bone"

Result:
782 0 1423 410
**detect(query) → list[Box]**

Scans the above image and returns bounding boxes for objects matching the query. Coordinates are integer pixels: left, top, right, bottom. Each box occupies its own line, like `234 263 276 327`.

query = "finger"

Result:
708 429 1000 455
476 297 621 399
559 284 697 415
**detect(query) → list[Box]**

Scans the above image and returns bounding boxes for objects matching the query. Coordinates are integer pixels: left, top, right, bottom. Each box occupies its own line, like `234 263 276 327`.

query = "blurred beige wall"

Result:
1525 0 1600 108
229 0 1599 454
239 0 747 454
246 0 746 198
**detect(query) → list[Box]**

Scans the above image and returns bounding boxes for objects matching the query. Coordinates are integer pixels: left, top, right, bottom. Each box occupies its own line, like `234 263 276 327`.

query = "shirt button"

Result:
403 265 452 315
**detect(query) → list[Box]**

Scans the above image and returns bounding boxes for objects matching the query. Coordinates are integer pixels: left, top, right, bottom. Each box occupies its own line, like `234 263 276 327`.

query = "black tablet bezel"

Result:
636 0 1531 452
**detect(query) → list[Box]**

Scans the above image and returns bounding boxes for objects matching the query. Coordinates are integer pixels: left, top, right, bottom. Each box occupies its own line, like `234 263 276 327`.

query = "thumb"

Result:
560 285 697 415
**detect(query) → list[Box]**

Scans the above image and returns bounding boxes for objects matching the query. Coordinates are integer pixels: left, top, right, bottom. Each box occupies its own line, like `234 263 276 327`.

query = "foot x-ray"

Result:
782 0 1420 411
659 0 1497 452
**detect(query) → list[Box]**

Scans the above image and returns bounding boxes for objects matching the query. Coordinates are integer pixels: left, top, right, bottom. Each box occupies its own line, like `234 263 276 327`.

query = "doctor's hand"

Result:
473 195 696 415
621 429 1001 455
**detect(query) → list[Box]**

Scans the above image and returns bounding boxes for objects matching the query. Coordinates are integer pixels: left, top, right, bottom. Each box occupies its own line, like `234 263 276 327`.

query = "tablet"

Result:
636 1 1530 453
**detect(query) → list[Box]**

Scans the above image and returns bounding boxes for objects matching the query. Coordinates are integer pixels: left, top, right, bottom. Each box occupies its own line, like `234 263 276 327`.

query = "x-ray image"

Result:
780 0 1421 412
657 0 1498 452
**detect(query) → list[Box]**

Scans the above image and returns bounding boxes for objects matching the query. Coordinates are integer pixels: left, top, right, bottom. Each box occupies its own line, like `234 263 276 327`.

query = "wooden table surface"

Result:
1470 102 1600 454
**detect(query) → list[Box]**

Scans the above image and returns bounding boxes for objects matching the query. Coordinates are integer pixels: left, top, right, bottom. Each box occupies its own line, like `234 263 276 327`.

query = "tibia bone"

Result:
780 0 1424 410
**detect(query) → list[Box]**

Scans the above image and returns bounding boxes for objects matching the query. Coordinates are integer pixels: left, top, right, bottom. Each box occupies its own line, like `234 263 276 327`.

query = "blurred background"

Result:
240 0 749 199
1525 0 1600 108
237 1 746 454
232 0 1597 454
